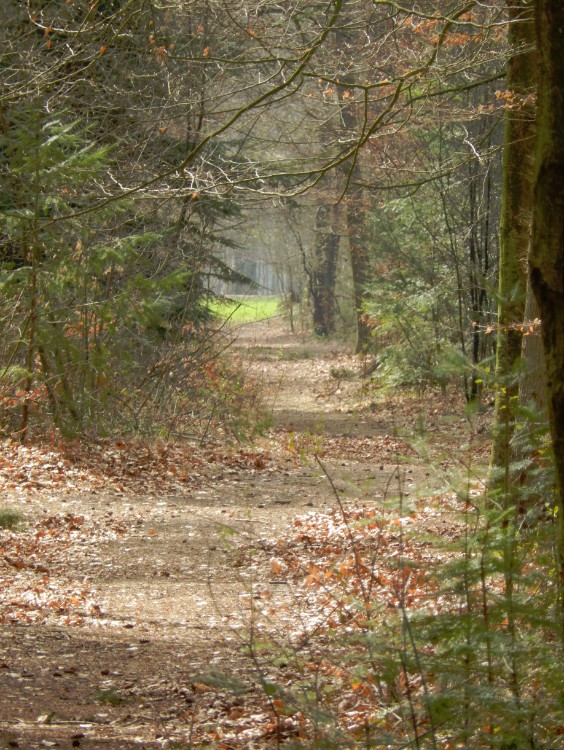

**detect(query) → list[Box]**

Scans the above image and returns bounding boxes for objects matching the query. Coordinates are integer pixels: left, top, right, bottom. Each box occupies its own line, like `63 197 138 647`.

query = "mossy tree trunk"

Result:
530 0 564 623
518 283 547 413
490 0 537 472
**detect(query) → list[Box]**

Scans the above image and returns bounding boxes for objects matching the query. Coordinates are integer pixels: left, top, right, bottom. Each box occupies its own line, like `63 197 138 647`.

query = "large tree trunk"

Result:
512 281 548 508
490 0 536 471
530 0 564 618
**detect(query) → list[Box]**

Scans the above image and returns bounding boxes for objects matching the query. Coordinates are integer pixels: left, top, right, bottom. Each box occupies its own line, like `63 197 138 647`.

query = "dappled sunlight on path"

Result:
0 315 489 748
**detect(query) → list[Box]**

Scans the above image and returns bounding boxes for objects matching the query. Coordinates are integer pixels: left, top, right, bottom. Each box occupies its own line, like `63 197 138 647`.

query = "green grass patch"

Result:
0 507 24 530
95 688 125 706
209 295 281 323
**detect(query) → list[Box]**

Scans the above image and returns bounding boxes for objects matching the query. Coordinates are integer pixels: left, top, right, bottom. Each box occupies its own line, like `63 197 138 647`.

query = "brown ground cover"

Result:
0 317 489 749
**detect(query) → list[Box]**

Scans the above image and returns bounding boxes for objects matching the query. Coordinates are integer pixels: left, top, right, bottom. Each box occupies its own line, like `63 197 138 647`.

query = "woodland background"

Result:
0 1 563 748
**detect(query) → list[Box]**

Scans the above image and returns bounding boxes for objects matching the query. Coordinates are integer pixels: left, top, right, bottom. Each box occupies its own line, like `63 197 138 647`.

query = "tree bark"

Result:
311 203 339 337
490 0 536 470
530 0 564 620
519 284 546 413
346 184 373 353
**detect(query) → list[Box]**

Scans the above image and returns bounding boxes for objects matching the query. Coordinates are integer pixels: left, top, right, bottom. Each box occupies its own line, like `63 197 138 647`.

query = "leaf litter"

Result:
0 317 490 748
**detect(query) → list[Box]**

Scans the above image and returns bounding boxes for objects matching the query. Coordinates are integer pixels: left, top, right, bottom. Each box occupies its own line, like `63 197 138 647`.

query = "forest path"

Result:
0 316 482 749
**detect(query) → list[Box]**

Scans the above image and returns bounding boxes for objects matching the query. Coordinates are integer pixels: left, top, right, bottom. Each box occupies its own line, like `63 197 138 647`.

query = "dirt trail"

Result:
0 317 476 749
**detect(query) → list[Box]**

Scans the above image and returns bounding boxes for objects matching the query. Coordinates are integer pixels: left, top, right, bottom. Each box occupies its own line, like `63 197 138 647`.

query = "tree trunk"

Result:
490 0 536 471
333 10 374 354
511 281 549 509
311 203 339 337
519 284 547 412
346 185 373 353
530 0 564 622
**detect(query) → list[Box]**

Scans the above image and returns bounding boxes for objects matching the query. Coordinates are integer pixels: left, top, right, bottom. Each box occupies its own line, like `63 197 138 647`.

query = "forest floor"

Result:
0 317 491 749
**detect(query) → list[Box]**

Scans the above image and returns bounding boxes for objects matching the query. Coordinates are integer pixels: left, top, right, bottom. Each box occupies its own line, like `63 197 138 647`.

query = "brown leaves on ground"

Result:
0 437 275 499
222 490 482 748
0 321 496 748
0 437 275 633
1 512 111 626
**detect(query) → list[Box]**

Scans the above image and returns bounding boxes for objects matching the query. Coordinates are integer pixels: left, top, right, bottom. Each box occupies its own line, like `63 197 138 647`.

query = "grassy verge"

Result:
209 295 281 324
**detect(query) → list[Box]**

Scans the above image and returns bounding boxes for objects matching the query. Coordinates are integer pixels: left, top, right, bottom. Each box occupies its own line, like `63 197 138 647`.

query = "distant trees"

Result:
2 0 563 485
304 2 503 379
243 1 508 356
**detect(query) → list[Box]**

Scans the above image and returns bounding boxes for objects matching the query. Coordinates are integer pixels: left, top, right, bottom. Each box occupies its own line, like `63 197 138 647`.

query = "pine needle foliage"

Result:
0 110 255 439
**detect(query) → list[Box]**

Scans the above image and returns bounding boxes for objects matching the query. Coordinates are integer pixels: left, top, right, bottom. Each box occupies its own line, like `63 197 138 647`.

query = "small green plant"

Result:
95 688 124 706
255 412 275 434
329 366 356 380
287 429 325 458
0 507 23 530
228 427 562 749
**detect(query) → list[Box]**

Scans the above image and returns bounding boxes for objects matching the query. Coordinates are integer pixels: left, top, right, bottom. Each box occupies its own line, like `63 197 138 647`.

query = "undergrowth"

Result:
1 335 265 445
209 407 562 748
0 507 23 530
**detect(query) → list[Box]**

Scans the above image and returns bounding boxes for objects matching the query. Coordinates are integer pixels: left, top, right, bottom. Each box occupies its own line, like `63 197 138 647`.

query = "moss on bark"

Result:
530 0 564 631
491 0 536 472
